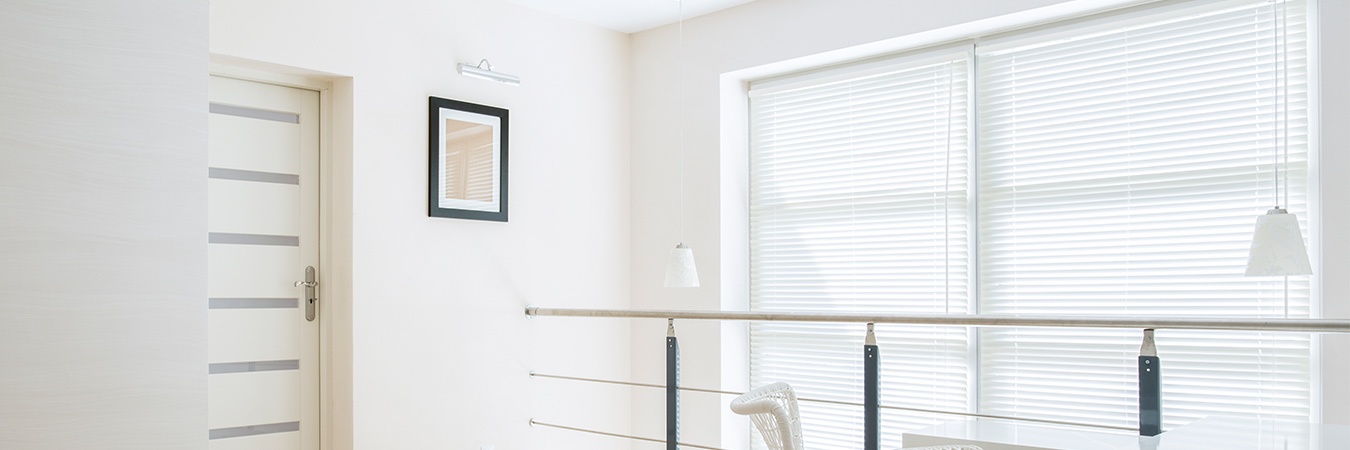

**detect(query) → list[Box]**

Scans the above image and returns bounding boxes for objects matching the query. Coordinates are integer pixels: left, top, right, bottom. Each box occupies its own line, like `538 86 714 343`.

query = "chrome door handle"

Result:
295 266 317 321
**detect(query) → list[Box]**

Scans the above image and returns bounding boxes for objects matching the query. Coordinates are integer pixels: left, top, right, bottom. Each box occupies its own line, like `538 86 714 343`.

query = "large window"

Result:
748 0 1311 448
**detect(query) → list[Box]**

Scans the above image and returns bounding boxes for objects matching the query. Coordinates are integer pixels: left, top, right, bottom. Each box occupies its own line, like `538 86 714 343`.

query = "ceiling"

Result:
501 0 757 34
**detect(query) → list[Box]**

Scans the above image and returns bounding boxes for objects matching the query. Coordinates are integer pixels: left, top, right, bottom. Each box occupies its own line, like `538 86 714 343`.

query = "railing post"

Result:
1138 329 1162 436
668 319 680 450
864 323 879 450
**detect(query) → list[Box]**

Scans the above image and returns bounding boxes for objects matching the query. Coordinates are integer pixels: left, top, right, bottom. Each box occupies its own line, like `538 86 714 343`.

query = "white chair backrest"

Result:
730 382 985 450
730 382 803 450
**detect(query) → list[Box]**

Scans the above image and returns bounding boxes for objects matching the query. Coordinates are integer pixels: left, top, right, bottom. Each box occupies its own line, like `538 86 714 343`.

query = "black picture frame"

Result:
428 96 509 222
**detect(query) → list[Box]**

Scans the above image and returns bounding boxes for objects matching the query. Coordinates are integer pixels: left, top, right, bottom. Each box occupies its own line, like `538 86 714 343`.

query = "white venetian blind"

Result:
749 52 972 450
976 0 1310 430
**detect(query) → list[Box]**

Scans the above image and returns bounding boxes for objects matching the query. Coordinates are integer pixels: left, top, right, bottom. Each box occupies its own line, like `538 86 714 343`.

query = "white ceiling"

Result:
502 0 757 34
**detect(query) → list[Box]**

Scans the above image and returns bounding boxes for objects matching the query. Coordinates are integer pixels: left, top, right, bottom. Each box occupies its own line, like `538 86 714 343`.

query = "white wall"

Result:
1314 0 1350 426
211 0 635 449
629 0 1350 448
0 0 209 449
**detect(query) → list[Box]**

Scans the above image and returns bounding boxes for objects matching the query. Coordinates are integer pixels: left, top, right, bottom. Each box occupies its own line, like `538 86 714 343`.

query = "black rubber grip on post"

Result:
865 344 879 450
1139 355 1161 436
668 336 680 450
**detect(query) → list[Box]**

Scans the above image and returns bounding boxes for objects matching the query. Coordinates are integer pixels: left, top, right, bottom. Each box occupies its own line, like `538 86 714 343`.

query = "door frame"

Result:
209 56 352 450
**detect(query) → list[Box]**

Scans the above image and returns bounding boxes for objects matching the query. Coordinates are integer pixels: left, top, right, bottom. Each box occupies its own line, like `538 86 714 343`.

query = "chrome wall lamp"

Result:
457 59 520 86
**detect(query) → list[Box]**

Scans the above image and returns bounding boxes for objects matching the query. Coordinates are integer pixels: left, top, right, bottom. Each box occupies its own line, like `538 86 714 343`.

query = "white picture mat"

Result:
438 108 501 212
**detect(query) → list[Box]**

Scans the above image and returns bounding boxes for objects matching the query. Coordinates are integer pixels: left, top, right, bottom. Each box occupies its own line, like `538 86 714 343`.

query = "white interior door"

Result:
207 75 320 450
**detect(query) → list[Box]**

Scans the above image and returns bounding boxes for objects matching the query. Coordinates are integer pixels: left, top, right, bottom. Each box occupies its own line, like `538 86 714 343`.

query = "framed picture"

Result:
428 96 508 221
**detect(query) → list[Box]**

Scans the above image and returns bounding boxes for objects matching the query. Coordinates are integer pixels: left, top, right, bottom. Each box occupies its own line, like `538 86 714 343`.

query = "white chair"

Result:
730 382 982 450
731 382 803 450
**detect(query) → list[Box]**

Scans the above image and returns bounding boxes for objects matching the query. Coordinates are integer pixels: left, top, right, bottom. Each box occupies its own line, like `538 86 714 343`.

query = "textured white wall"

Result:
211 0 634 449
628 0 1350 448
0 1 209 449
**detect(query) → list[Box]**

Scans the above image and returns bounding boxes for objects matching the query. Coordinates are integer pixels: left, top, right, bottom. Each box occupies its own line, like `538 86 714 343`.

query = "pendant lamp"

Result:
1244 207 1311 277
666 0 702 287
664 0 699 288
665 243 699 287
1244 2 1310 318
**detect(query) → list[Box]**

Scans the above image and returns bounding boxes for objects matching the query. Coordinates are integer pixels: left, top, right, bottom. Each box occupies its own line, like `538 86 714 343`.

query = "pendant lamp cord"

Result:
1281 0 1288 211
1273 0 1290 317
1271 0 1279 209
678 0 686 244
1281 0 1290 318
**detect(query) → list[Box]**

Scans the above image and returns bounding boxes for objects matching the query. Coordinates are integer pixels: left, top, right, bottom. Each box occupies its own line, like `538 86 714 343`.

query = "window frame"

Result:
742 0 1323 445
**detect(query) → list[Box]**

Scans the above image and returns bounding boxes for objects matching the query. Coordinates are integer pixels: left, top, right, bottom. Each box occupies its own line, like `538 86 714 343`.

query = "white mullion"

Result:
965 43 983 419
1304 0 1323 426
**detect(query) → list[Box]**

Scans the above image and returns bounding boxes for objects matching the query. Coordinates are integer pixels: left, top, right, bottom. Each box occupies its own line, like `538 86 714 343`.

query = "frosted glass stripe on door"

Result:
210 421 300 440
209 430 299 450
209 232 299 247
209 360 300 375
209 167 300 185
210 422 300 441
210 103 300 124
209 298 298 309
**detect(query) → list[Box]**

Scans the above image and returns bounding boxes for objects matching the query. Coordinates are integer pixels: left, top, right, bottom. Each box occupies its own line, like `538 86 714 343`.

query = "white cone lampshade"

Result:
1245 208 1312 276
664 243 700 287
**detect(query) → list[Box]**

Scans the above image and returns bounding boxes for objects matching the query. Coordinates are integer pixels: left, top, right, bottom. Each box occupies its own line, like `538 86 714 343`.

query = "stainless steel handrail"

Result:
526 307 1350 333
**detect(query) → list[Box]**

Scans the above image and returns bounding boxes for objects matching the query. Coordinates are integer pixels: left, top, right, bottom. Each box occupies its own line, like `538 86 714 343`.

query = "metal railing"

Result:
525 306 1350 450
524 306 1350 332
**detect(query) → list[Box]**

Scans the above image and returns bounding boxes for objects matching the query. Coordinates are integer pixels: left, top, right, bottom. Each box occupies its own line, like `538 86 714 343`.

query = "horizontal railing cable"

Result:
526 307 1350 333
530 372 1137 433
532 372 741 397
529 420 731 450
